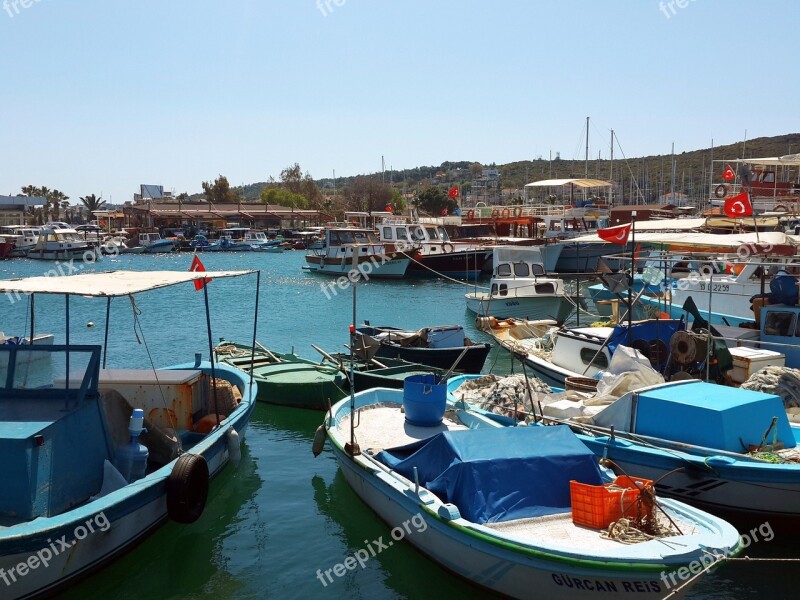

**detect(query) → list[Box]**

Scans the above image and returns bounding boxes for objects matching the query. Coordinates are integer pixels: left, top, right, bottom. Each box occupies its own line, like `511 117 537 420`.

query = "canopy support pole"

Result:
203 285 220 427
249 271 261 388
102 297 111 369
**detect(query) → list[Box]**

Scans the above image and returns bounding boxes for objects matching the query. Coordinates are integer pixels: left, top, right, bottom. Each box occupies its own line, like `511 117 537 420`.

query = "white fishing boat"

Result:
26 225 96 261
465 246 575 323
0 269 260 599
323 386 741 599
124 231 176 254
0 225 41 257
304 227 410 279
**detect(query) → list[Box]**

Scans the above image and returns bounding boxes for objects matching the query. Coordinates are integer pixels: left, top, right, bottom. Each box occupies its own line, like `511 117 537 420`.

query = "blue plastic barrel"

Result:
403 374 446 427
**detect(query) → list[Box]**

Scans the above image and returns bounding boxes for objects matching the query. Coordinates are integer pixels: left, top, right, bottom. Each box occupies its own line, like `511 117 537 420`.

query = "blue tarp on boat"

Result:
375 425 603 524
606 319 684 356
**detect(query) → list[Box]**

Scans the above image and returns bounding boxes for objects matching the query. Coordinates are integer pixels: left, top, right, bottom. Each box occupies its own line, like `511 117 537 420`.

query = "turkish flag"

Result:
722 165 736 182
448 186 460 199
597 223 631 245
723 191 753 218
441 207 448 216
190 255 211 290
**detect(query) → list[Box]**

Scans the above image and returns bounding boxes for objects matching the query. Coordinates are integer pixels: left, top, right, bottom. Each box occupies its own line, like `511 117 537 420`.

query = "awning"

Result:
569 229 791 249
0 270 255 297
730 154 800 167
524 178 612 188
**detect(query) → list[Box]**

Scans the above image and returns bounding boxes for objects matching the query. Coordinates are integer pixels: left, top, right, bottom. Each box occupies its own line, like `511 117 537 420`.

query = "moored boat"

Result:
304 227 410 279
124 231 176 254
0 269 259 598
26 225 96 261
323 386 741 599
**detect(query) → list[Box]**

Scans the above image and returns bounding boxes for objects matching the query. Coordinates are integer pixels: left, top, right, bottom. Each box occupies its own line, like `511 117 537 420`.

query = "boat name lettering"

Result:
551 573 661 593
0 512 110 588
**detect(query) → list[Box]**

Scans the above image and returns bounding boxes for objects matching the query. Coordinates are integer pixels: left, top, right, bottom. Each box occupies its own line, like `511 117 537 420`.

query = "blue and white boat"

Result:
124 232 176 254
0 269 260 599
324 386 741 599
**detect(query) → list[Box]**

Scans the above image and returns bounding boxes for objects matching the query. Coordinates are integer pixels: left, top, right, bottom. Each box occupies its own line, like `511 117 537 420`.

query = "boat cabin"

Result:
138 232 163 246
319 228 388 259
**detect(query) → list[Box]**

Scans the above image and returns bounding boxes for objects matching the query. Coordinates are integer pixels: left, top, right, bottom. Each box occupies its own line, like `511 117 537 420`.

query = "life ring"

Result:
466 209 474 219
773 204 789 213
513 207 523 217
491 208 500 218
167 453 209 524
501 208 510 218
715 184 729 198
442 242 455 253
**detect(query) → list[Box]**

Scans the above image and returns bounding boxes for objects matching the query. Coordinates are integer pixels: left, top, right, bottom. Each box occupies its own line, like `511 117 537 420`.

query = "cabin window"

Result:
412 226 425 241
496 264 512 277
396 228 408 241
534 283 556 294
764 311 795 336
426 227 440 240
513 262 529 277
531 264 545 276
491 283 498 294
763 171 775 183
437 226 449 241
580 348 609 369
499 284 508 297
383 227 393 240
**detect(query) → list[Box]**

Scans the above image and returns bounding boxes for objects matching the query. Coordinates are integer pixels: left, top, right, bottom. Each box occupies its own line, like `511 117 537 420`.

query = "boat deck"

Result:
338 404 468 452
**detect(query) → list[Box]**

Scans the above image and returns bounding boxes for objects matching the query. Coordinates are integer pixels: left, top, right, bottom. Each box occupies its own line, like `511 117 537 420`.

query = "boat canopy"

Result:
524 178 612 188
0 270 255 297
731 153 800 167
570 229 790 248
376 425 603 524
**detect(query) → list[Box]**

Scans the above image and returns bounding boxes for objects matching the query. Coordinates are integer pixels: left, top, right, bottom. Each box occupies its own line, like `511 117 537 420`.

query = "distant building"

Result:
0 195 46 226
464 169 501 207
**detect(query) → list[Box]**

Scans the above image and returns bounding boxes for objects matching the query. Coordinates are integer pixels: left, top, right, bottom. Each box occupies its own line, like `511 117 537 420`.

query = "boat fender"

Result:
513 207 522 217
501 208 510 218
714 184 729 198
227 427 241 463
437 503 461 520
442 242 454 253
466 209 475 219
167 453 209 524
312 423 327 457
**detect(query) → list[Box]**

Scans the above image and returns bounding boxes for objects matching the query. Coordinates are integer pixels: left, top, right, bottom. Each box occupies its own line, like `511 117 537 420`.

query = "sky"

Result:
1 0 798 205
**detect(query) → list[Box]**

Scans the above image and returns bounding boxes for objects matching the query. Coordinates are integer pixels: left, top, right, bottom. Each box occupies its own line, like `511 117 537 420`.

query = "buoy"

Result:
715 184 728 198
501 208 510 218
466 209 475 219
312 423 327 457
167 454 209 524
227 427 241 463
87 321 95 328
513 207 523 217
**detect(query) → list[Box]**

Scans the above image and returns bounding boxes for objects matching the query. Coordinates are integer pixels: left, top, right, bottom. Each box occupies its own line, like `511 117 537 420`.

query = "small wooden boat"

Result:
356 324 492 373
215 341 445 410
323 387 741 599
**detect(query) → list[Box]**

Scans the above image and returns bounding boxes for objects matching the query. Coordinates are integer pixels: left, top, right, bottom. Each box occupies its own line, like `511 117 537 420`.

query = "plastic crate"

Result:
570 476 653 529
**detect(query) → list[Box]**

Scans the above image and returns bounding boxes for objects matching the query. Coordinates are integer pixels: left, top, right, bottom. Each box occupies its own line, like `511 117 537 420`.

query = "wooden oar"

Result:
342 344 388 369
440 346 471 383
256 341 284 363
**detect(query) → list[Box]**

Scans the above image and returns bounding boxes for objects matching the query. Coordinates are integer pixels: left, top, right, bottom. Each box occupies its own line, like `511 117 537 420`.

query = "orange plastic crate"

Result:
570 476 654 529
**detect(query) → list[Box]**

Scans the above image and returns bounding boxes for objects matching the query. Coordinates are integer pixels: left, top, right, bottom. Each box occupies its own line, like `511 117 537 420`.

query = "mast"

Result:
670 142 676 204
584 116 590 178
609 129 614 206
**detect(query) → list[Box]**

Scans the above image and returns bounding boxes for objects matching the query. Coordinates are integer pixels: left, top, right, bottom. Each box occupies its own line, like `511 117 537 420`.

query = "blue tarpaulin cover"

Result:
375 425 603 524
606 319 684 355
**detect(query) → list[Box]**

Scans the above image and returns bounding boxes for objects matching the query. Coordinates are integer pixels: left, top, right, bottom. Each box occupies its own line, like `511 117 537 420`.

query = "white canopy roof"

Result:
0 270 255 297
569 229 790 248
524 178 612 188
732 153 800 167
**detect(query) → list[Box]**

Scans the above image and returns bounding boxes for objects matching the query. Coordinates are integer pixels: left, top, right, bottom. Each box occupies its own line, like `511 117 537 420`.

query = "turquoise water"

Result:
0 252 791 599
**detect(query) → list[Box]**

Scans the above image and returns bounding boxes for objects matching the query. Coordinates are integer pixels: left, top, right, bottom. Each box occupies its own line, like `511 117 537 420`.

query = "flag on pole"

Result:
441 207 448 216
448 186 460 199
597 223 631 245
723 191 753 218
722 165 736 181
190 255 211 290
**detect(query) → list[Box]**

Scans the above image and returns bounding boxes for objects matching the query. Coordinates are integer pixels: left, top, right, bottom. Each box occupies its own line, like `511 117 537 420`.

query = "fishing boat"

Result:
124 231 176 254
0 225 41 257
26 225 96 261
323 386 741 599
465 246 575 323
356 324 492 373
0 269 259 599
214 341 445 410
376 217 492 279
304 227 410 279
478 317 683 387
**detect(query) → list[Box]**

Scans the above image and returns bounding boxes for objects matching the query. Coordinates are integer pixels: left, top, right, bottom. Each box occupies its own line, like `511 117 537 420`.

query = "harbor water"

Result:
0 251 794 599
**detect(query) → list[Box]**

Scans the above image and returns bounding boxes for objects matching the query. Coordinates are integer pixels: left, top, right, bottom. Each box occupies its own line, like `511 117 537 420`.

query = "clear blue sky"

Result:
2 0 798 204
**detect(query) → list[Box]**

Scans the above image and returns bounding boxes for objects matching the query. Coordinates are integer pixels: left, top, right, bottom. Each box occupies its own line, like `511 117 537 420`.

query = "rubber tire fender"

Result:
167 453 209 524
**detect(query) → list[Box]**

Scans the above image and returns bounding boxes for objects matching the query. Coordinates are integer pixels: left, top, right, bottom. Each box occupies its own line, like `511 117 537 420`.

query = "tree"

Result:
416 187 457 216
279 162 323 207
201 175 238 204
79 193 106 214
389 188 407 213
260 187 309 209
344 176 392 213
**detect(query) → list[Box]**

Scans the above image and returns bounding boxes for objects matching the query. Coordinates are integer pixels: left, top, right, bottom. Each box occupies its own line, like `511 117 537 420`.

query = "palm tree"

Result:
79 193 106 215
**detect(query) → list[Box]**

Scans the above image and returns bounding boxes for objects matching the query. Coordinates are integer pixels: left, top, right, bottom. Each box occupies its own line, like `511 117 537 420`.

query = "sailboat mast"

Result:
609 129 614 206
584 116 590 178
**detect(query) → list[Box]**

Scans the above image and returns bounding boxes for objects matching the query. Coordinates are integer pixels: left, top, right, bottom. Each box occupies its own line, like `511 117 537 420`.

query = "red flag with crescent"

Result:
722 165 736 182
723 191 753 218
190 255 211 290
448 186 460 199
597 223 631 245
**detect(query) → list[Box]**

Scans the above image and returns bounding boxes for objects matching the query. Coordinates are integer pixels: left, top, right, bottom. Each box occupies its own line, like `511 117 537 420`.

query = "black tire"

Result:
167 454 209 524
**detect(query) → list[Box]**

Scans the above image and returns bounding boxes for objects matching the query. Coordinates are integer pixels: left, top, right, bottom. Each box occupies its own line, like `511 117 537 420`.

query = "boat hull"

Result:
26 247 95 261
374 342 491 374
0 362 256 599
125 241 176 254
555 243 615 273
465 293 575 323
404 249 492 279
304 254 409 279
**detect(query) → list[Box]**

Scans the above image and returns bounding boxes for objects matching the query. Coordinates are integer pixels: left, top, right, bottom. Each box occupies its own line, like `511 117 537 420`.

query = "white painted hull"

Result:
305 256 409 279
26 248 95 261
465 293 574 323
670 280 759 322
